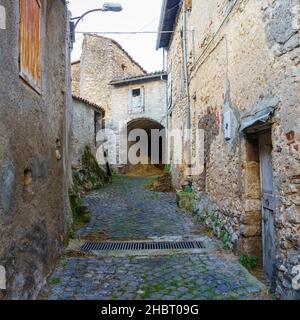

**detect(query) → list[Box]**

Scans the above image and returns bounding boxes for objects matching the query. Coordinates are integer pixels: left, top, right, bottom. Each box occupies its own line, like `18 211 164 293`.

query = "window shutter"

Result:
19 0 41 93
128 89 133 114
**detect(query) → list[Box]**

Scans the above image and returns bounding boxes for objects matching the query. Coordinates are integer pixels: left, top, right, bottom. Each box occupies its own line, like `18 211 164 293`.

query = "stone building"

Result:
0 0 72 299
72 95 105 166
72 35 167 169
157 0 300 299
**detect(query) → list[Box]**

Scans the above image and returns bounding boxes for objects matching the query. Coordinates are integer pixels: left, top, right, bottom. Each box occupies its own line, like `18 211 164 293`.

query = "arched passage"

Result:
124 118 166 175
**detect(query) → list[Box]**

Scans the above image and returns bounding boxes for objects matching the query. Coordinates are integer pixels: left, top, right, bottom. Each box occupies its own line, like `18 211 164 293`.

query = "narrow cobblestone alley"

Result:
40 176 269 300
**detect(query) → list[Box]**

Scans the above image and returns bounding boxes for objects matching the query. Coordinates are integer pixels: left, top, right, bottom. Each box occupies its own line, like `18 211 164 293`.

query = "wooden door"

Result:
259 131 276 283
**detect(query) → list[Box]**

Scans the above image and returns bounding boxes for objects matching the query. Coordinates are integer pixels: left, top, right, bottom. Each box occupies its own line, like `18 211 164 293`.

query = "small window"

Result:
128 87 144 114
132 89 141 97
19 0 41 93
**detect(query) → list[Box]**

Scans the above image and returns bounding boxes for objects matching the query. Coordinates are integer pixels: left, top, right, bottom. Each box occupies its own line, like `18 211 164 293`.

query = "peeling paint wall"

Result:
0 0 71 299
167 0 300 299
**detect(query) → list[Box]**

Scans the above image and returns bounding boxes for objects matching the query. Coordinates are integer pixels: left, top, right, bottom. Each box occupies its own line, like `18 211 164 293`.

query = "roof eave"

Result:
156 0 169 50
72 95 104 113
110 72 167 86
156 0 181 50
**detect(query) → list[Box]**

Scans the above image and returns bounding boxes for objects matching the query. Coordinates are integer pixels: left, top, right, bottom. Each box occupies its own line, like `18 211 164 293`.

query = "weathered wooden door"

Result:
259 131 276 283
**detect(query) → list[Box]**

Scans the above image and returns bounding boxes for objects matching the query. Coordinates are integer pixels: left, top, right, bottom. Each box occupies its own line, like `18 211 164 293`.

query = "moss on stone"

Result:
82 146 109 187
69 189 91 228
176 191 195 212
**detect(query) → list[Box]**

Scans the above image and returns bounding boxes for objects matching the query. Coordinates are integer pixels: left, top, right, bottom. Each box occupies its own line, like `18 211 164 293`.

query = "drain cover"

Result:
81 241 204 252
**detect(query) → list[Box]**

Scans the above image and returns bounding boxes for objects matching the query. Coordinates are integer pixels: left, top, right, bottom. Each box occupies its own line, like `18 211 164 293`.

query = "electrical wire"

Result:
123 16 161 42
75 30 192 35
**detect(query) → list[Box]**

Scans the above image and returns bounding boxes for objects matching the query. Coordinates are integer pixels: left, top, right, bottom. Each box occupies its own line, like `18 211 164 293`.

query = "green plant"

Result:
69 188 91 228
67 228 75 240
183 185 193 193
81 146 109 189
176 191 195 212
239 252 258 272
196 209 232 250
220 230 231 249
50 277 61 285
164 164 171 173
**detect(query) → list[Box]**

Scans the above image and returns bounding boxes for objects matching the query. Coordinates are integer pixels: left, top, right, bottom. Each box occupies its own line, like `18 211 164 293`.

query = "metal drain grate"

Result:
81 241 204 252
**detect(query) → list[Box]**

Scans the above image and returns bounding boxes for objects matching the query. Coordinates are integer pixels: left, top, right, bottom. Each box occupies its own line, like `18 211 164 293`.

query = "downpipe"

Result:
182 7 192 183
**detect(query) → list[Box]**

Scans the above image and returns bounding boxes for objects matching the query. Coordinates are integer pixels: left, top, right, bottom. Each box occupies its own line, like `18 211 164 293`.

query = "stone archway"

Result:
121 117 166 175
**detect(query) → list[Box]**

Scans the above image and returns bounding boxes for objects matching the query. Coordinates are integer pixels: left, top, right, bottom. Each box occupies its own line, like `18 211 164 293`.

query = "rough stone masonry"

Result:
72 35 167 169
158 0 300 299
0 0 72 299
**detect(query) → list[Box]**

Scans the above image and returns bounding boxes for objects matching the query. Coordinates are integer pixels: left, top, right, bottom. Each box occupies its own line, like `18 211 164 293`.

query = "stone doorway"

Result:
243 127 276 286
242 134 263 267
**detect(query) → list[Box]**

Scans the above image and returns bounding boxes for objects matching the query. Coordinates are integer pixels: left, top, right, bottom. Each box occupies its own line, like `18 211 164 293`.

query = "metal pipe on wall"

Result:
182 6 192 180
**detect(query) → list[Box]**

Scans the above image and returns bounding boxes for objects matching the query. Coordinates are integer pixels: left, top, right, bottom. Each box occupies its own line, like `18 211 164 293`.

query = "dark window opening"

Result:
132 89 141 97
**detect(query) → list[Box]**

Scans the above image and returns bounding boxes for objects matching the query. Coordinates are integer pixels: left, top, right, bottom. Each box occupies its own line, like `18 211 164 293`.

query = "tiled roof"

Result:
72 95 104 112
110 71 167 85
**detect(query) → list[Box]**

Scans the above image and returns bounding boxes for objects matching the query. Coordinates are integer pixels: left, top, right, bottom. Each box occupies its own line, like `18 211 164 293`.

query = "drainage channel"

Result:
81 241 204 253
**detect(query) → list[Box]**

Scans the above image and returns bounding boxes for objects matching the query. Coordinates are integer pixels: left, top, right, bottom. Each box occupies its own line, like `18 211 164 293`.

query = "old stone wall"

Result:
75 35 146 120
110 80 167 131
0 0 70 299
71 61 80 96
72 35 167 169
167 0 300 299
72 98 100 166
109 79 167 165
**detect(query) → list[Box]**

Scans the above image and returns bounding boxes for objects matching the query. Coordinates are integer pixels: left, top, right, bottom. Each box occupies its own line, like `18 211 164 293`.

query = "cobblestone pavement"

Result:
77 176 198 240
40 176 269 300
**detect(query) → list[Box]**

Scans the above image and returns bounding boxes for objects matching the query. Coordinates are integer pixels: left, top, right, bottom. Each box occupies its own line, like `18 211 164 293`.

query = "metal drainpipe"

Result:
182 7 192 181
164 48 169 165
163 48 169 131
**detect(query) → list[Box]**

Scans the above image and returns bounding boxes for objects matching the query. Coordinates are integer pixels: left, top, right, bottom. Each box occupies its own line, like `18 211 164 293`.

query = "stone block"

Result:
241 211 261 225
244 199 262 212
176 192 194 212
240 224 262 237
241 237 263 267
286 205 300 224
244 162 261 199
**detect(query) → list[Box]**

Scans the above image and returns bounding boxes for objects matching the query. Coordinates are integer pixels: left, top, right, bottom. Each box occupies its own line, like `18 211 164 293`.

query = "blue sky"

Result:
68 0 164 72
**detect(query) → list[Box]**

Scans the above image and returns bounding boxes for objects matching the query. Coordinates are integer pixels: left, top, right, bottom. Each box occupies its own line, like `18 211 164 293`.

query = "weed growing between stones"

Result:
239 252 258 272
176 191 195 212
164 164 171 173
146 173 174 193
67 146 110 243
80 146 110 191
50 277 61 285
196 209 231 250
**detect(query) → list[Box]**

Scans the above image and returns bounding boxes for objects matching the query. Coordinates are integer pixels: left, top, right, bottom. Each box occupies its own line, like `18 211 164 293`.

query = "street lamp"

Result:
70 2 123 44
